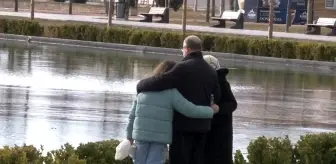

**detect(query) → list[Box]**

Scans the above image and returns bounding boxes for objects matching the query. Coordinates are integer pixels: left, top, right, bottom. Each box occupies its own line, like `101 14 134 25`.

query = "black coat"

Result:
205 68 238 164
136 51 221 132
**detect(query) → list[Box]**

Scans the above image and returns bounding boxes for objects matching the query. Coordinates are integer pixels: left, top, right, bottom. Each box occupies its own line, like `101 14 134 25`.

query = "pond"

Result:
0 40 335 155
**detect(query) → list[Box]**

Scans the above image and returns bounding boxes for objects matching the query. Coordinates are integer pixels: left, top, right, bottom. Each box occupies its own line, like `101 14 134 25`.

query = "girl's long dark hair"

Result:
152 60 176 76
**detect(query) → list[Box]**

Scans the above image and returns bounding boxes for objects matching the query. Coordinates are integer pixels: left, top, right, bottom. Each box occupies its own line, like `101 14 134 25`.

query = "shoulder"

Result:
168 88 179 95
173 62 188 70
137 90 172 100
161 89 181 100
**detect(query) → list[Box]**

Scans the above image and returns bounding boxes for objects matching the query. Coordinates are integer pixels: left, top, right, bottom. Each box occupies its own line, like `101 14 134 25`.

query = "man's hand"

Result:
211 103 219 114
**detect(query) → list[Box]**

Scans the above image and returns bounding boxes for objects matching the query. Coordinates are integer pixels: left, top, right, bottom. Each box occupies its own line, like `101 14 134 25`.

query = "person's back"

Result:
127 60 217 164
172 54 218 132
203 55 238 164
128 89 214 144
136 35 221 164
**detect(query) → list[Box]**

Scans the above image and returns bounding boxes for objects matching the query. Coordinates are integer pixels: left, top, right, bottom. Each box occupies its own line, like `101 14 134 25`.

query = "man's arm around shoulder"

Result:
136 63 184 93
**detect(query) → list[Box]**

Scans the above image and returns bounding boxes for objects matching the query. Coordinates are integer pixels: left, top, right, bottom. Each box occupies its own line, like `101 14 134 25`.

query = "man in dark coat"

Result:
203 55 238 164
136 35 221 164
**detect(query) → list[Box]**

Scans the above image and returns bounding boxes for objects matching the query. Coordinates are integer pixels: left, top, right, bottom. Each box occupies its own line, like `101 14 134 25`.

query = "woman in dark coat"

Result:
203 55 238 164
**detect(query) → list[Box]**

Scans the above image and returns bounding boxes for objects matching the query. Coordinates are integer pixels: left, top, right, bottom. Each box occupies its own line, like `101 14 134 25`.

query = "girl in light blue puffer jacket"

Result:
126 61 218 164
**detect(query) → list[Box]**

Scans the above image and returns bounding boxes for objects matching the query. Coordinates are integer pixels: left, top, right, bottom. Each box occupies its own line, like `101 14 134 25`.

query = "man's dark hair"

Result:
183 35 202 51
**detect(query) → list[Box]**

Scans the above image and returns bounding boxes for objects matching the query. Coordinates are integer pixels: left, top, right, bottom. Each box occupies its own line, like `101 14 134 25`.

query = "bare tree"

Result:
220 0 225 13
230 0 234 10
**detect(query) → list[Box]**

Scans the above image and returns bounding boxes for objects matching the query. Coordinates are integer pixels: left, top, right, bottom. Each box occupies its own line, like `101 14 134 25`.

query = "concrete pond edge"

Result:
0 33 335 72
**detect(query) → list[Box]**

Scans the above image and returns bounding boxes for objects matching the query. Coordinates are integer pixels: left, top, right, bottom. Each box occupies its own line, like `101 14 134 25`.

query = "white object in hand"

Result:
115 139 133 160
129 145 136 158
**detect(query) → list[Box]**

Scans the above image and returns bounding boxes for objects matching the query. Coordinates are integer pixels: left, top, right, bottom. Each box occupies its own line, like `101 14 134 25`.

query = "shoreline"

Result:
0 33 335 74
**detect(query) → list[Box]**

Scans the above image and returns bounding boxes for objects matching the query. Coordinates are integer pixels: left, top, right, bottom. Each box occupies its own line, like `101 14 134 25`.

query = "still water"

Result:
0 40 335 154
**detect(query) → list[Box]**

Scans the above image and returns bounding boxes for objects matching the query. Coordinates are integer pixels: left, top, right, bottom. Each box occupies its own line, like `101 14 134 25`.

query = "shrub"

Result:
199 34 216 51
280 41 296 59
139 31 162 47
0 19 43 36
0 19 336 62
45 143 86 164
268 40 282 58
229 37 249 54
0 19 6 33
234 150 247 164
296 43 314 60
128 30 143 45
3 133 336 163
295 132 336 164
247 136 293 164
160 32 183 48
0 144 44 164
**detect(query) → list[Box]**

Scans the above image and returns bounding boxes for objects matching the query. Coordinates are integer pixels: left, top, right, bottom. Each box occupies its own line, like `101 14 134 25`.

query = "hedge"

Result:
0 19 336 62
2 132 336 164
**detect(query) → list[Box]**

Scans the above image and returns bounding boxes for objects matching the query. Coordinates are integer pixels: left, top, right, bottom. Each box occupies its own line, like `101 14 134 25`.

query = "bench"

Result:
306 17 336 36
211 11 244 29
140 7 169 23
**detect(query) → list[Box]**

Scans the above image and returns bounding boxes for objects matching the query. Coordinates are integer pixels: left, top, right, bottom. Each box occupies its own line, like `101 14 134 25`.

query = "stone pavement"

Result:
1 11 336 42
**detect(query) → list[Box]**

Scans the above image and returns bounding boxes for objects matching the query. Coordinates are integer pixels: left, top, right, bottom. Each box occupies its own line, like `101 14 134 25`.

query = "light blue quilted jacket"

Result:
126 88 214 144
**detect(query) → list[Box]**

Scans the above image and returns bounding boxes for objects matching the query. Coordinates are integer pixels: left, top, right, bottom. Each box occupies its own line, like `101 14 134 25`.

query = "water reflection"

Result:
0 41 335 154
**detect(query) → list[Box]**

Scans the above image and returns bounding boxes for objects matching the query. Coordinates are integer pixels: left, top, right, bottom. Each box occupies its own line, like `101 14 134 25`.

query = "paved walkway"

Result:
1 11 336 42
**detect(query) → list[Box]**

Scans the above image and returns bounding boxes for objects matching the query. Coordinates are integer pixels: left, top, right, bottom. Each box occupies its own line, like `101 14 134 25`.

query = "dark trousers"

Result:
169 131 207 164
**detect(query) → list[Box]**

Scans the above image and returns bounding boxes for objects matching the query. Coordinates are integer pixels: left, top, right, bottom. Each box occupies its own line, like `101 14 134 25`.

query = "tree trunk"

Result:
206 0 210 22
211 0 215 17
268 0 274 39
229 0 234 10
220 0 225 13
193 0 198 12
182 0 187 38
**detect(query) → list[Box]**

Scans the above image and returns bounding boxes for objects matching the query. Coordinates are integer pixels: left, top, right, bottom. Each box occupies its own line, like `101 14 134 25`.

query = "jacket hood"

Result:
216 67 229 78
